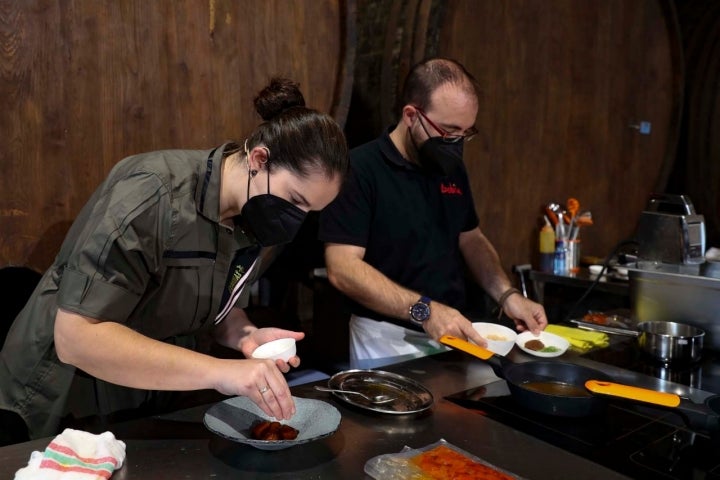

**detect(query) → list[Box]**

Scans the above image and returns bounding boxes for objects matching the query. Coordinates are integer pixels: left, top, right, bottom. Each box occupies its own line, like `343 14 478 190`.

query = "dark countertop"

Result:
2 345 712 480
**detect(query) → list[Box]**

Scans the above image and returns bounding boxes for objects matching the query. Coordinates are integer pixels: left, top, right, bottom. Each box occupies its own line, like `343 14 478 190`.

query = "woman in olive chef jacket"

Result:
0 78 348 443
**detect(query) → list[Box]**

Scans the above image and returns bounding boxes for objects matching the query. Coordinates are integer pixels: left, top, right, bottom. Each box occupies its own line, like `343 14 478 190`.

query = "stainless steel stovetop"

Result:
447 379 719 479
446 338 720 479
581 337 720 394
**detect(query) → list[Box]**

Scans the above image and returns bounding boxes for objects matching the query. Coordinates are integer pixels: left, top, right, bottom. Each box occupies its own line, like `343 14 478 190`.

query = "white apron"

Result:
349 315 449 369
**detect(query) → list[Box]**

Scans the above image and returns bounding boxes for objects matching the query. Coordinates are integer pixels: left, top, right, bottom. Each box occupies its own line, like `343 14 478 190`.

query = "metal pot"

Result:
578 320 704 364
637 321 704 363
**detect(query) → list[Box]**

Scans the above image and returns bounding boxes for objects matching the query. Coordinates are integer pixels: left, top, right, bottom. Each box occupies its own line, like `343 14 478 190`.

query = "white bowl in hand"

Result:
470 322 518 356
251 338 297 362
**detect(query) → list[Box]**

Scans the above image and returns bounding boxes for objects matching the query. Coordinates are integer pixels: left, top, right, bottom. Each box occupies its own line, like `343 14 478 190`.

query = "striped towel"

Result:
14 429 126 480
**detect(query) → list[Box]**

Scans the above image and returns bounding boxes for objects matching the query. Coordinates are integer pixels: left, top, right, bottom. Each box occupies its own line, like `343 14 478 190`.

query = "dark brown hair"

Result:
399 58 481 114
245 78 348 179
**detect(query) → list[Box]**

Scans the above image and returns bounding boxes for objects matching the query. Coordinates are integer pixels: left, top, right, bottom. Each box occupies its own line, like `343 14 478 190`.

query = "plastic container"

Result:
364 439 524 479
553 215 568 275
539 220 555 272
553 239 567 275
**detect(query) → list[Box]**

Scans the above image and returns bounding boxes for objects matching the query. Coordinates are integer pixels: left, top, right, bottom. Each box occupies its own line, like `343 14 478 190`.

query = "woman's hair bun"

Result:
254 77 306 121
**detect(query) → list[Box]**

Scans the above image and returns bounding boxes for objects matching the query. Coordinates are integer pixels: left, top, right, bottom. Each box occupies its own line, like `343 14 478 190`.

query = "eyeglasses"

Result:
415 107 478 143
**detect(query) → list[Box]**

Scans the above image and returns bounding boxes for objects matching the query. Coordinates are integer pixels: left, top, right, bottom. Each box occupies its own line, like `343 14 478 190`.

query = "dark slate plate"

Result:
203 396 341 450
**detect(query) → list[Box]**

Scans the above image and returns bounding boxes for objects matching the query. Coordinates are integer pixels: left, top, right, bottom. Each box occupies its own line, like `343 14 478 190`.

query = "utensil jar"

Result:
567 239 581 274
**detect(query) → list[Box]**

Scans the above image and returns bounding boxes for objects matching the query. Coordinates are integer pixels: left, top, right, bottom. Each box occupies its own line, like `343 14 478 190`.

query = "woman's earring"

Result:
250 169 258 177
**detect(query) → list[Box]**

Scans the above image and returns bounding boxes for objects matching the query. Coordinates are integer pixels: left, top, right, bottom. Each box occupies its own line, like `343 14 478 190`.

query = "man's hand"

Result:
502 294 548 334
421 302 488 347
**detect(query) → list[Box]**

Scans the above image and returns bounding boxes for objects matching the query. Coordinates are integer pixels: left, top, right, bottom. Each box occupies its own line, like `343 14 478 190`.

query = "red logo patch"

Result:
440 183 463 195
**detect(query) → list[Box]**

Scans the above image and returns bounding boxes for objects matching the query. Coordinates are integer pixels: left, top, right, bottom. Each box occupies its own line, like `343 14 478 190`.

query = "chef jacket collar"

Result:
195 142 236 223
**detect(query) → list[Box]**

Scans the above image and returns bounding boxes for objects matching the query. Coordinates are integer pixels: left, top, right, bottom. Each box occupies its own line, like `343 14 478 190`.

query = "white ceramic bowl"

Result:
614 266 629 277
588 265 604 275
471 322 518 356
516 331 570 358
251 338 297 362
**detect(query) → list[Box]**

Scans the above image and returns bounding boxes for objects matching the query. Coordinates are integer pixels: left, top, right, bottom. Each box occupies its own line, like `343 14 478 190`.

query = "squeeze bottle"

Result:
539 217 555 272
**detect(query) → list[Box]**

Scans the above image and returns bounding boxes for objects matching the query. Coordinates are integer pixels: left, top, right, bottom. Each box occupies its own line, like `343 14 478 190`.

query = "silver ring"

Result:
259 386 269 395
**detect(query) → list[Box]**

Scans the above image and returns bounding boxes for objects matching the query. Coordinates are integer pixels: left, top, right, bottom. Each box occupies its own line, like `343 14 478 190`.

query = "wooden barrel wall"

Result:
673 0 720 248
0 0 355 271
346 0 440 147
347 0 682 276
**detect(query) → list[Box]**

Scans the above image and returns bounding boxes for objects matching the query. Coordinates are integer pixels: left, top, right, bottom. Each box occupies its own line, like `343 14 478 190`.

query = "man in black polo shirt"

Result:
319 58 547 369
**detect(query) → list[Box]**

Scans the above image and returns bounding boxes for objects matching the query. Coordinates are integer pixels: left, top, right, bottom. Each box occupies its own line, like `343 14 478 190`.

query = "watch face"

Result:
410 302 431 322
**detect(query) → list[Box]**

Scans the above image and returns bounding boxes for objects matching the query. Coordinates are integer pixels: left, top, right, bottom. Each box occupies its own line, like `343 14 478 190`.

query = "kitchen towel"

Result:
546 324 609 352
14 428 126 480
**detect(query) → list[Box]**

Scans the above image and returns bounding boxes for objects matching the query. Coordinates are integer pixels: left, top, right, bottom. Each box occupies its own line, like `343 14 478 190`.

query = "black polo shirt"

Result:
319 128 479 324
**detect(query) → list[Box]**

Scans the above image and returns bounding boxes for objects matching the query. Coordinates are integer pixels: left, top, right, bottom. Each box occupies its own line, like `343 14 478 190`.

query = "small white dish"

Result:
614 266 629 278
251 338 297 362
588 265 604 275
516 331 570 358
470 322 517 356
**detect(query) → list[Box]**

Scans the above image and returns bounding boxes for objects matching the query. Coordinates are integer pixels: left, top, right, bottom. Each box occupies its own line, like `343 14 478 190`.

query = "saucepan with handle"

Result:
573 319 704 364
439 335 614 417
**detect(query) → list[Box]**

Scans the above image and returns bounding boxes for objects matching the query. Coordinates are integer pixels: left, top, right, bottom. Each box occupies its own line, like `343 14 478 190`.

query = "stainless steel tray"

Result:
570 310 639 336
325 369 434 414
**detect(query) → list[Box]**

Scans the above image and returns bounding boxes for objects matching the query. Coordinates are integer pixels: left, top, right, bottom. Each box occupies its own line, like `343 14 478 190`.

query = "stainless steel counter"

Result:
1 347 708 480
529 268 630 305
630 266 720 350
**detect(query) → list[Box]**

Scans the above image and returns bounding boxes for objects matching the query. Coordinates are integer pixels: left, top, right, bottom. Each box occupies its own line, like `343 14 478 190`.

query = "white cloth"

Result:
15 429 126 480
349 315 449 369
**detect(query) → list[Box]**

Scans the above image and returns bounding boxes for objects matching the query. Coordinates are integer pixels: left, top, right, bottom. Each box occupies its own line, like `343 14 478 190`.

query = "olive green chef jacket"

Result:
0 143 265 438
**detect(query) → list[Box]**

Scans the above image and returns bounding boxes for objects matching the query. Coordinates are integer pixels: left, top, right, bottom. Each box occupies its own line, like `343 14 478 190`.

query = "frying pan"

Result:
586 380 720 436
439 335 614 417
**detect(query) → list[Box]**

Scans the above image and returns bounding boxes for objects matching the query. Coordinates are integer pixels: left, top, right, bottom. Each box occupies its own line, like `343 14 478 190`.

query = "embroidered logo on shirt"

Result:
440 183 463 195
228 265 246 293
216 244 261 324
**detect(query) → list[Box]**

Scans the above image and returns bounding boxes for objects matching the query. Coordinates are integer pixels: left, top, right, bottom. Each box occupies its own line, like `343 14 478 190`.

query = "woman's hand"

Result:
239 328 305 372
212 357 298 420
54 309 299 420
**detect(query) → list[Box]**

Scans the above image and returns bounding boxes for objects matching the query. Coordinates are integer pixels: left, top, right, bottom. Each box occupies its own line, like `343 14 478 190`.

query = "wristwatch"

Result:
409 296 432 325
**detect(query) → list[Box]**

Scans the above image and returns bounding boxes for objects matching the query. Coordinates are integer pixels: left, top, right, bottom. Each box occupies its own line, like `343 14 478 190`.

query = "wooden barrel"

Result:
348 0 683 275
674 1 720 247
346 0 438 146
0 0 356 270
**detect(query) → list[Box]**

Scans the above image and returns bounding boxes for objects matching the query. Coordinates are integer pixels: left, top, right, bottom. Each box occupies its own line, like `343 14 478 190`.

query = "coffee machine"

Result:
635 193 706 266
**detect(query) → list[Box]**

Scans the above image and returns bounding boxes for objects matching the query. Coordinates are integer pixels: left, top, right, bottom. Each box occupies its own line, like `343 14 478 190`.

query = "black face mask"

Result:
240 159 307 247
241 194 307 247
417 136 465 177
